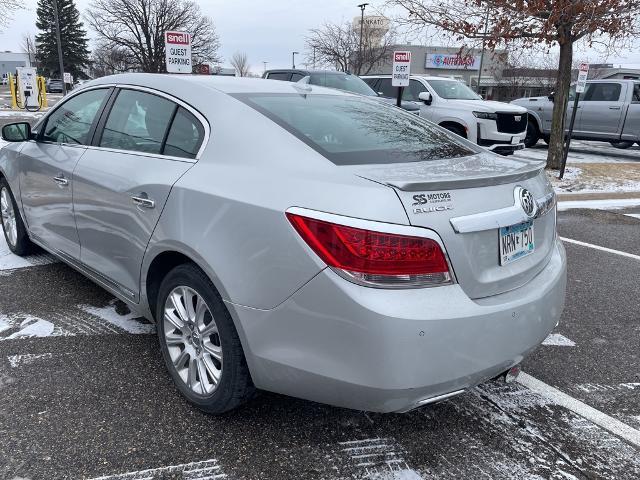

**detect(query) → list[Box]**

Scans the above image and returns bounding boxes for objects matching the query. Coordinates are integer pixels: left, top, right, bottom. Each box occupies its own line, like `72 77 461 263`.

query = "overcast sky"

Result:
1 0 639 73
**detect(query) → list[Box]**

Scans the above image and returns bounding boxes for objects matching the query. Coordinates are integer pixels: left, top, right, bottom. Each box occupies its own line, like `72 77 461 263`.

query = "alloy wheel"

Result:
163 286 223 395
0 187 17 247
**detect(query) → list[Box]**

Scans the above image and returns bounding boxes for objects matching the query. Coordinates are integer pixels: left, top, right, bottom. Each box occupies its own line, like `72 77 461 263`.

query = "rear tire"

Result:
0 178 33 256
156 263 255 414
610 141 634 149
524 120 540 148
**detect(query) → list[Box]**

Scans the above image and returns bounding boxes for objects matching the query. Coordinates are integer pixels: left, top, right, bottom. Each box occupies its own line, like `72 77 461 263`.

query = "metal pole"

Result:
560 92 580 179
357 3 368 75
476 4 490 94
263 61 268 74
52 0 67 95
312 47 316 69
292 51 298 69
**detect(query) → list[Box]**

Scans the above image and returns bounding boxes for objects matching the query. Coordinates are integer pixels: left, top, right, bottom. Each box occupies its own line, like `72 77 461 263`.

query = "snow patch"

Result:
0 314 59 341
7 353 53 368
79 302 155 335
542 333 576 347
0 231 56 271
87 458 226 479
368 469 423 480
558 198 640 211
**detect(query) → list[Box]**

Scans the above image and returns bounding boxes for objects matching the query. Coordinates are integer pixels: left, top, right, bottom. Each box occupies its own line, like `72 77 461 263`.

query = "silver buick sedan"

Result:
0 74 566 414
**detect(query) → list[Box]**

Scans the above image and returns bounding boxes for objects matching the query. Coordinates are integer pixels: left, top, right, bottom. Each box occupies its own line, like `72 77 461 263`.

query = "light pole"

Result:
476 4 490 95
263 61 268 74
52 0 67 95
292 51 299 69
357 3 369 75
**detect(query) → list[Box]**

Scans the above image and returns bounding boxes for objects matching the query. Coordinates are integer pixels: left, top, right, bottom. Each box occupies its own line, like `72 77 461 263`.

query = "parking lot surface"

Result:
0 201 638 480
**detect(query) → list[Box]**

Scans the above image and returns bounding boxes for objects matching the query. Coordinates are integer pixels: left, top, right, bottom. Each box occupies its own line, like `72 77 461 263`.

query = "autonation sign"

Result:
426 53 480 70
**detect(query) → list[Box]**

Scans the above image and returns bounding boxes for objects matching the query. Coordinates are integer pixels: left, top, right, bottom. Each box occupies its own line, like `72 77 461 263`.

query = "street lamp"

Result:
357 3 369 75
292 51 299 69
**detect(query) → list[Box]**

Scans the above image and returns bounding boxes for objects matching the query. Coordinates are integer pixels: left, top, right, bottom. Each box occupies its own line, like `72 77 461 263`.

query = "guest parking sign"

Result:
165 31 192 74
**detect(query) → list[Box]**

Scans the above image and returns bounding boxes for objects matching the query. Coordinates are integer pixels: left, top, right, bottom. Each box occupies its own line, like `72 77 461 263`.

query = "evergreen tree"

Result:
35 0 90 79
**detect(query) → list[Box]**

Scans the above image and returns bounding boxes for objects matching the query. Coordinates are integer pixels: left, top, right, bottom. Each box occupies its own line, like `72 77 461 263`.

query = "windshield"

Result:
308 73 377 96
235 94 477 165
428 79 481 100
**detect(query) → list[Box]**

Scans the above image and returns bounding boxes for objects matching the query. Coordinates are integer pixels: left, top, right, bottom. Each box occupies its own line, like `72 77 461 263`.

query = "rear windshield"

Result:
308 73 377 96
235 94 477 165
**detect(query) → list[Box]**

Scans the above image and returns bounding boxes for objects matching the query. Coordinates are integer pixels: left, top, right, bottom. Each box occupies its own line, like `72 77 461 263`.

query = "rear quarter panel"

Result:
143 93 409 311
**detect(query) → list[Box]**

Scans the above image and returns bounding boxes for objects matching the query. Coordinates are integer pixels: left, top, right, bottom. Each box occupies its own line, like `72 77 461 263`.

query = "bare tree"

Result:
306 20 395 75
388 0 640 169
86 0 221 73
91 41 139 77
230 52 250 77
0 0 21 30
20 33 37 67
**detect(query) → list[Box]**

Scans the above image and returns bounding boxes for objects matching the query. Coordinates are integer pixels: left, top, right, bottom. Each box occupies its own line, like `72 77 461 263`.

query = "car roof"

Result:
265 69 355 76
87 73 354 96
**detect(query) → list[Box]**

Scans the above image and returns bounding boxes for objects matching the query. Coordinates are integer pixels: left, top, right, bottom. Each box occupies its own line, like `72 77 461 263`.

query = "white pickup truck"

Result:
362 75 528 155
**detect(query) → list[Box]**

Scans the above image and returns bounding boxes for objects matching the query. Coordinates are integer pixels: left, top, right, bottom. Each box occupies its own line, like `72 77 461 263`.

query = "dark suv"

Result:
263 69 419 113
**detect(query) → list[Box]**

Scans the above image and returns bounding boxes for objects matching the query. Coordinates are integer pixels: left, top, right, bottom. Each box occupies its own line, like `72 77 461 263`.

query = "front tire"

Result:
156 263 254 414
524 120 540 148
610 141 634 149
0 178 33 255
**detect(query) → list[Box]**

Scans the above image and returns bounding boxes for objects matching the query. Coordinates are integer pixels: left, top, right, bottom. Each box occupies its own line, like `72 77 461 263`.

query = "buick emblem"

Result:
517 187 537 218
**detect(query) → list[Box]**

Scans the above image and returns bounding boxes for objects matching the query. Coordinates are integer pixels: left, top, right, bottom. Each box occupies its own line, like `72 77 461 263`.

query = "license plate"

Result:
499 221 535 265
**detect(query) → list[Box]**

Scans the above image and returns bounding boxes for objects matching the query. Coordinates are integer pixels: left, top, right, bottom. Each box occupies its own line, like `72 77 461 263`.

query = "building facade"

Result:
0 52 33 78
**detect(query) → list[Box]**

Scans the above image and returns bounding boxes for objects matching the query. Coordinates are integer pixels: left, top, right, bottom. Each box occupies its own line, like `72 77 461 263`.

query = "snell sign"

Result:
165 31 192 74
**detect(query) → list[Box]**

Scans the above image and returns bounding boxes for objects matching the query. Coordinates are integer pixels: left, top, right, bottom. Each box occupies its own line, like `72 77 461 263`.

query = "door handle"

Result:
131 195 155 209
609 106 621 110
53 175 68 186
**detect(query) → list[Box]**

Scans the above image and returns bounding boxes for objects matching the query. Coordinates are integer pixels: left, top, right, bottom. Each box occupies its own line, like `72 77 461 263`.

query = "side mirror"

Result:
547 93 555 102
418 91 432 105
1 122 32 142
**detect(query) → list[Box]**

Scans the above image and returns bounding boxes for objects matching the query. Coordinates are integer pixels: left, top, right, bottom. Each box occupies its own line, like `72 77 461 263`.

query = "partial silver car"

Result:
0 74 567 414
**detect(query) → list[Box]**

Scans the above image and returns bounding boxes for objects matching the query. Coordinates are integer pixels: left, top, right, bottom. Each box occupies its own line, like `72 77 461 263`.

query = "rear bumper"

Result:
228 241 567 413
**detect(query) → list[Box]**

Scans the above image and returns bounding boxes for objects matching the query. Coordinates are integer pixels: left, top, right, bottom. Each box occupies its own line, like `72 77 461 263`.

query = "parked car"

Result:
512 79 640 148
0 74 566 414
263 69 420 113
46 78 64 93
362 75 528 155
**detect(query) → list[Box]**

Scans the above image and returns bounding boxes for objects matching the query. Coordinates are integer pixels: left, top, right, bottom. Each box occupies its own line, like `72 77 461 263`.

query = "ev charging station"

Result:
9 67 47 111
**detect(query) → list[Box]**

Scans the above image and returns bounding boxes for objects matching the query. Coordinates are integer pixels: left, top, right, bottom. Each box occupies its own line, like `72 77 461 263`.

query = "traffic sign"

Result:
392 51 411 87
165 31 192 74
576 63 589 93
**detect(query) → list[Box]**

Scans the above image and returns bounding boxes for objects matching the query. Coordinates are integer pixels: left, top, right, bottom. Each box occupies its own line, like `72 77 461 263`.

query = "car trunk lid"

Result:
354 152 556 299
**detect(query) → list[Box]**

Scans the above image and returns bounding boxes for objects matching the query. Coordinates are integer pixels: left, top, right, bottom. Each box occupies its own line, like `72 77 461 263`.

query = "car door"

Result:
72 87 206 301
575 82 626 138
19 87 113 259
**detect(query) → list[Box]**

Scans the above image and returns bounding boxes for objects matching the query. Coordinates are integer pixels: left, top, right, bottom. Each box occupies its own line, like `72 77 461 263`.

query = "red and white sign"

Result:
392 50 411 87
576 62 589 93
165 31 192 74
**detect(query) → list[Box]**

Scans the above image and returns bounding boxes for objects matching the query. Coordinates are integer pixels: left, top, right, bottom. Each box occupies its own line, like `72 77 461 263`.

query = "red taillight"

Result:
286 213 452 288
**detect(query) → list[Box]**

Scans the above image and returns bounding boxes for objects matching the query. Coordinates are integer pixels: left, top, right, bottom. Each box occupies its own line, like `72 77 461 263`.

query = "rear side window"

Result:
42 88 110 144
582 83 622 102
290 73 305 82
100 89 175 154
266 72 292 81
236 94 477 165
632 83 640 103
163 107 205 159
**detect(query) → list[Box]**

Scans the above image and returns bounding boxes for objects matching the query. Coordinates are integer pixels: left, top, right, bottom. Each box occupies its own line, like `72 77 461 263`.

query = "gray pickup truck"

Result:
512 79 640 149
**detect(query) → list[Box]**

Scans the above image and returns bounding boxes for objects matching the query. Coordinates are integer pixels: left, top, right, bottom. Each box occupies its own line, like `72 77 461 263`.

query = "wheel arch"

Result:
438 120 468 138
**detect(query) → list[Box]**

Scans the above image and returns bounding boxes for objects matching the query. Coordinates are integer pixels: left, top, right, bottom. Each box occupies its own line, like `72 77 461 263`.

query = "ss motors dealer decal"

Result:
412 192 453 214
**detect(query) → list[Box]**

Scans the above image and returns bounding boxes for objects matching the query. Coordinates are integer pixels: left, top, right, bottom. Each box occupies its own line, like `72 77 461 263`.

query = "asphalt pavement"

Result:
0 203 639 480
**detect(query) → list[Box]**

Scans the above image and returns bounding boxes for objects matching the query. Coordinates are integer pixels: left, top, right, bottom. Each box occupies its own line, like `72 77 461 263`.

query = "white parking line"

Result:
560 237 640 261
517 372 640 448
558 198 640 211
88 458 227 480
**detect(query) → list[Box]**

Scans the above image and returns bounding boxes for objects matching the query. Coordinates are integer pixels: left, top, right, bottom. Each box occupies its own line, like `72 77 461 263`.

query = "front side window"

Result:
582 83 622 102
100 89 176 154
236 94 477 165
42 88 110 144
163 107 205 159
266 72 292 81
427 80 481 100
632 83 640 103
